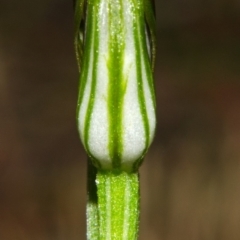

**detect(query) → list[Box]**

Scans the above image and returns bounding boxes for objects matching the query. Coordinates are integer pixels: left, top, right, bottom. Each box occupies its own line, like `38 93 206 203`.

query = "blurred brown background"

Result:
0 0 240 239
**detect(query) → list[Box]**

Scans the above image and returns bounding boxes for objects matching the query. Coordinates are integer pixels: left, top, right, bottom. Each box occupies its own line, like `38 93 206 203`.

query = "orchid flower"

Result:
74 0 156 239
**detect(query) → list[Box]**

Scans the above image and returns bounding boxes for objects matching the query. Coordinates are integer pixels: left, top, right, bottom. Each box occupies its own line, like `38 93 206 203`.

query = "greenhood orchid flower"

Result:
74 0 156 239
75 0 156 172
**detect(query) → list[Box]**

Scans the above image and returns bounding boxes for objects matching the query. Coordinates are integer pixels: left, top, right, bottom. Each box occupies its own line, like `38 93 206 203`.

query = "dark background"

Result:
1 0 240 239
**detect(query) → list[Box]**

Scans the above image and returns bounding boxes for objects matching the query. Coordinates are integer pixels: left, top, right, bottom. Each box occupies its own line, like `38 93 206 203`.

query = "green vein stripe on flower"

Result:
77 0 156 172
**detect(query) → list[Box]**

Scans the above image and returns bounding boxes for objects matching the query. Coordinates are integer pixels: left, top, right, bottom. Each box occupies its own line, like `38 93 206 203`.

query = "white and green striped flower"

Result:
74 1 156 239
75 0 156 172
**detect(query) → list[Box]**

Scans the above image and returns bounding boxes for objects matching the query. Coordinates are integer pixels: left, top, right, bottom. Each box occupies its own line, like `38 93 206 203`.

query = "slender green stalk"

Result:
97 171 139 240
87 164 140 240
87 159 99 240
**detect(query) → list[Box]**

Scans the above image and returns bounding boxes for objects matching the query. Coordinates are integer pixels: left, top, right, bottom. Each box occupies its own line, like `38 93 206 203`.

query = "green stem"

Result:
97 171 140 240
87 159 99 240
